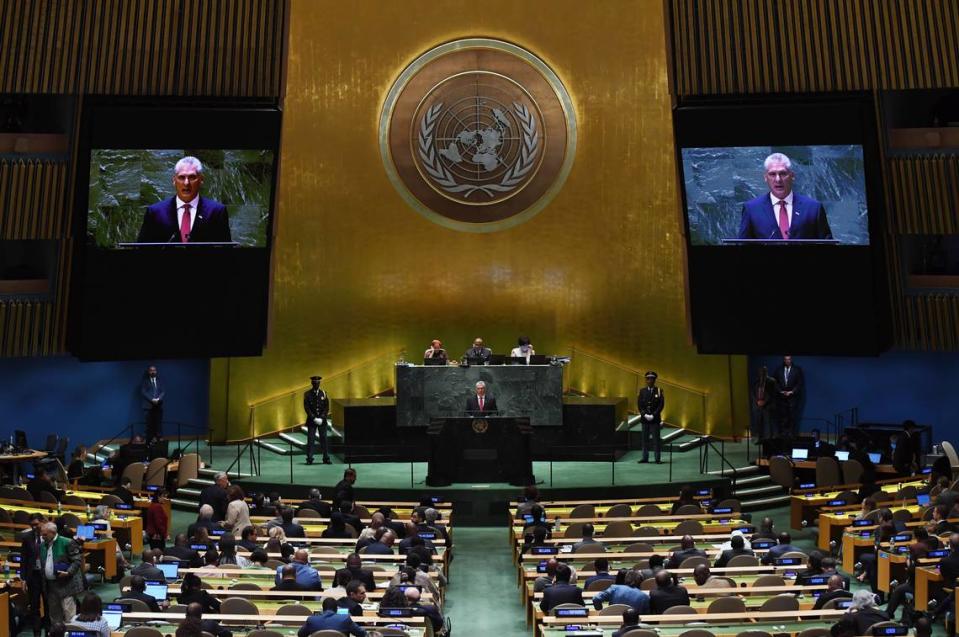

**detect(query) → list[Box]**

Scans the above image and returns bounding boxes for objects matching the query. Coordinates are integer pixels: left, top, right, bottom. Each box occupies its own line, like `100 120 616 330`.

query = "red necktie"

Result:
479 397 484 411
180 203 192 243
778 200 789 239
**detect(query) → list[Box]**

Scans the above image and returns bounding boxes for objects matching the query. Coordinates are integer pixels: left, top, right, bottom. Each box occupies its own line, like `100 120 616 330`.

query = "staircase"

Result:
253 423 344 456
707 463 790 511
624 417 712 453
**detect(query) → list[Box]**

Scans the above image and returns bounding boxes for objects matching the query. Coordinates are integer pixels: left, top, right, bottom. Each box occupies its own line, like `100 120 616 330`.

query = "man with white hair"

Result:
39 521 84 623
137 155 232 244
465 380 498 414
404 585 445 633
188 504 218 538
737 152 832 241
841 589 889 634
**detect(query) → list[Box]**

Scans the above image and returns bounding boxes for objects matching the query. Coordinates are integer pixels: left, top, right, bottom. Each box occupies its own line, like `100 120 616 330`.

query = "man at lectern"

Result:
638 371 665 464
303 375 330 465
463 337 492 364
137 156 232 244
465 380 498 415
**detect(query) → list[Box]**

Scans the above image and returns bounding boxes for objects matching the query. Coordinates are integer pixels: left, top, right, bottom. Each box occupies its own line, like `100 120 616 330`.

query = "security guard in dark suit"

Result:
303 375 330 465
638 371 665 464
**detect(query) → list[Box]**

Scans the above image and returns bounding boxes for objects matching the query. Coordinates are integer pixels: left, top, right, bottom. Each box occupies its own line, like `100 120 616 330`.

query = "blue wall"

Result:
750 351 959 444
0 356 209 450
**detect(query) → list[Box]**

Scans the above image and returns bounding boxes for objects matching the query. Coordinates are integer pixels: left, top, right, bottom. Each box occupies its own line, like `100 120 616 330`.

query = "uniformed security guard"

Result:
303 375 330 465
638 371 665 464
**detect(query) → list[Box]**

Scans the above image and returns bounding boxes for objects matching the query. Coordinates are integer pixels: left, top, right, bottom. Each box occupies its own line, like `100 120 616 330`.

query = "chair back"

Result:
275 603 312 616
574 542 605 554
835 490 859 505
639 577 657 591
942 441 959 470
296 508 320 518
662 605 696 615
726 554 759 567
37 490 58 504
124 628 164 637
230 583 262 590
61 495 86 507
677 631 717 637
892 509 914 524
842 459 864 485
897 485 918 500
715 498 741 512
568 504 595 519
562 522 585 539
597 603 631 615
98 494 123 506
623 542 653 553
586 578 614 592
121 462 146 491
352 504 371 518
673 520 703 535
44 434 58 452
620 631 659 637
310 545 340 555
635 504 664 516
751 574 785 587
780 551 808 564
674 504 702 515
706 596 746 613
0 509 9 523
632 526 659 537
116 597 152 613
602 521 634 537
796 629 830 637
605 504 633 518
815 457 842 488
220 596 260 621
177 453 200 488
679 555 709 569
759 593 800 611
247 631 285 637
145 457 169 487
307 632 349 637
768 456 794 489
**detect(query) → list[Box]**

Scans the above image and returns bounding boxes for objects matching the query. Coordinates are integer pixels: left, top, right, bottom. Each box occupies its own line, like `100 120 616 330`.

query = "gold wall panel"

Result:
668 0 959 96
210 0 748 441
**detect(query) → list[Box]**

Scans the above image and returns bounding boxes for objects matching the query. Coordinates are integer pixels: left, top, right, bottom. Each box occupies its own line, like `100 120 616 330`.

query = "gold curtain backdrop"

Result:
209 0 748 442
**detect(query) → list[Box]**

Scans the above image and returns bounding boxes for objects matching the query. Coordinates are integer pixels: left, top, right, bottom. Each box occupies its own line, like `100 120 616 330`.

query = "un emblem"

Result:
380 39 576 232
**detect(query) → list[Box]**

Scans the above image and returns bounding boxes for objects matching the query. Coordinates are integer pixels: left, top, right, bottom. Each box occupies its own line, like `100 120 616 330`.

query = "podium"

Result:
425 416 534 486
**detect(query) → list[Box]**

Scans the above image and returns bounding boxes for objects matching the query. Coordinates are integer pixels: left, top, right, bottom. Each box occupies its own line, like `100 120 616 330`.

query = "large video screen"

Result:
673 97 889 355
69 101 281 360
87 149 274 248
682 145 869 246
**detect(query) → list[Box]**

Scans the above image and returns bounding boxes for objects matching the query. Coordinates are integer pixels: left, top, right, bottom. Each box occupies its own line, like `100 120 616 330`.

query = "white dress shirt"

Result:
176 196 200 234
770 191 794 230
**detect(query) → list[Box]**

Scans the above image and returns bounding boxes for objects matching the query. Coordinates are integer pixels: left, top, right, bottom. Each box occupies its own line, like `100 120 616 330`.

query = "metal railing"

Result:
241 349 400 442
566 346 710 433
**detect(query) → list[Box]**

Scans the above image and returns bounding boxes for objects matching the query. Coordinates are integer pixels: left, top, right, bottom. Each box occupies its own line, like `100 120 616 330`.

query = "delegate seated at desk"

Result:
510 336 534 359
465 381 498 415
423 339 447 364
463 337 492 364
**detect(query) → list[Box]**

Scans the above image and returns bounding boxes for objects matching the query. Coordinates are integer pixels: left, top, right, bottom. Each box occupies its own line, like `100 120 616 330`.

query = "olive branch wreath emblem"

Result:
418 101 539 199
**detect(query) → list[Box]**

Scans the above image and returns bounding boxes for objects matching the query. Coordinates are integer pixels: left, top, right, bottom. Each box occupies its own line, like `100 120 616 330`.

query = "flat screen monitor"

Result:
791 448 809 460
917 493 931 506
868 452 882 464
144 582 168 601
834 450 850 461
75 525 96 541
102 611 122 631
157 562 179 581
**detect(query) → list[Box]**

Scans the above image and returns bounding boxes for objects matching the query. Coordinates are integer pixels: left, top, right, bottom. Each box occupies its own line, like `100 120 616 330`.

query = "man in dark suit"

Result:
20 513 46 637
772 355 803 437
465 381 498 414
714 533 754 567
362 529 396 555
297 488 332 518
649 570 690 614
842 589 890 634
199 472 230 522
140 366 165 444
136 156 231 244
335 554 376 591
109 436 148 486
303 375 330 465
666 535 707 570
164 533 203 568
333 468 357 507
272 564 307 592
131 549 165 581
462 337 492 364
297 597 366 637
737 152 832 241
638 371 665 464
279 508 305 539
540 564 584 612
751 366 777 444
812 574 852 610
27 468 62 503
121 575 163 612
612 608 644 637
336 580 367 616
761 532 802 564
405 587 444 634
810 428 835 458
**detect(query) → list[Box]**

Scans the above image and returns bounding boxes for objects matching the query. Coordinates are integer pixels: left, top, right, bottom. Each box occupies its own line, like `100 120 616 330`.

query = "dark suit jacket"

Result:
337 596 363 616
812 588 851 610
137 196 231 244
638 386 664 424
163 545 202 568
649 584 690 614
362 541 394 555
540 583 584 612
19 529 43 575
200 484 229 522
131 562 165 581
939 551 959 585
465 394 498 414
772 364 804 397
335 566 376 591
298 500 332 518
272 579 307 592
121 590 161 612
738 192 832 241
110 485 136 507
140 377 165 409
844 608 890 635
714 547 754 568
463 346 492 363
667 547 707 569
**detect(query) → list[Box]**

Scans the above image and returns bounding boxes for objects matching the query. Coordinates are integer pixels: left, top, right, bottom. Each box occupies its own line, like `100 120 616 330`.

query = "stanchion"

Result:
289 439 294 483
